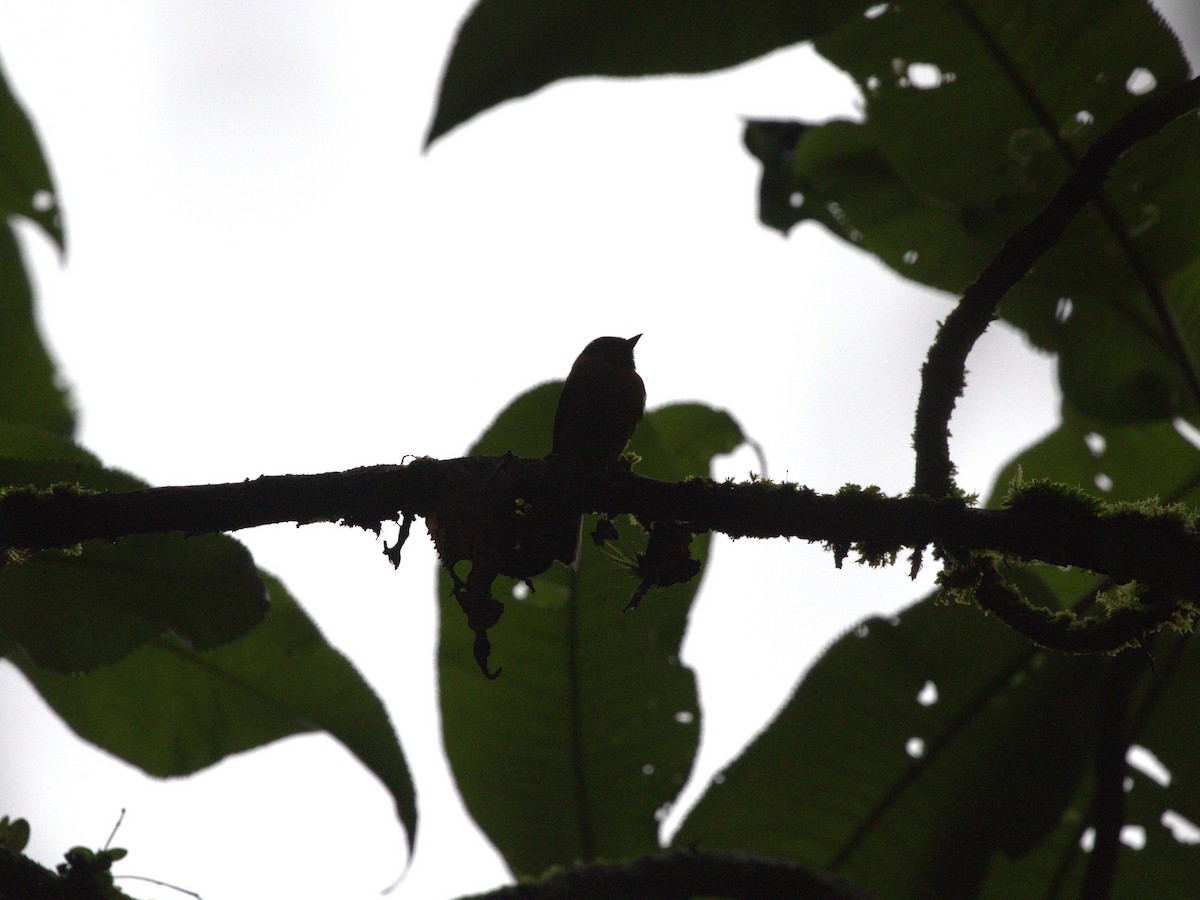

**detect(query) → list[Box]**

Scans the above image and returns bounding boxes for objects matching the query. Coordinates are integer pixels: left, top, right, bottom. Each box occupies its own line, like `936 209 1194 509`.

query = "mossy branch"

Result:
912 74 1200 499
1 459 1197 656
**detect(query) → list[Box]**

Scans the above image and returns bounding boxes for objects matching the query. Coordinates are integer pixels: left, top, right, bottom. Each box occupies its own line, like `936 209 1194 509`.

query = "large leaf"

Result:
427 0 870 144
439 382 743 877
748 0 1198 423
9 572 417 854
0 57 64 249
0 224 73 437
977 630 1200 898
0 533 268 673
972 406 1200 893
673 405 1200 896
0 460 267 673
0 425 97 464
673 595 1108 899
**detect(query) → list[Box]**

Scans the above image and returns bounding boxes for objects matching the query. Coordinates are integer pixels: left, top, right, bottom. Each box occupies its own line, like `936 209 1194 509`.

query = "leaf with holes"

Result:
673 596 1109 898
938 401 1200 894
438 382 743 877
748 0 1200 423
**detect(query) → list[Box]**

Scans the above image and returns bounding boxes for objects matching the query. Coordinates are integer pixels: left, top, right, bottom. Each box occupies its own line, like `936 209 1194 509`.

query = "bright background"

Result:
4 2 1188 897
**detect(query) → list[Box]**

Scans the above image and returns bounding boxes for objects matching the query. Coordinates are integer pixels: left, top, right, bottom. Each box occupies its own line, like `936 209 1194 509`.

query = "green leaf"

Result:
673 597 1108 899
1109 635 1200 895
0 815 30 853
978 632 1200 898
439 383 743 877
0 533 268 673
427 0 867 145
0 58 64 250
0 224 73 437
0 424 97 465
975 408 1200 894
9 572 417 854
749 0 1200 423
0 459 267 673
988 403 1200 508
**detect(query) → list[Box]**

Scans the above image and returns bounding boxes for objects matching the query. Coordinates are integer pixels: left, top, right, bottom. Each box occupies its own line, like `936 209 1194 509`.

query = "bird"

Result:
552 335 646 465
547 334 646 566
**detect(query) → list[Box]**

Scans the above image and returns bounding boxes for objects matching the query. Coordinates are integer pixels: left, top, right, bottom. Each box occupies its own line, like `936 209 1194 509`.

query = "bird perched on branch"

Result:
553 334 646 464
548 334 646 565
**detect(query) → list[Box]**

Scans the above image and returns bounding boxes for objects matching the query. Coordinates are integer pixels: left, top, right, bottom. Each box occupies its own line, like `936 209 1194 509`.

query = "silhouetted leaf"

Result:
0 225 73 436
749 0 1197 423
9 572 417 855
427 0 867 144
439 382 742 877
0 533 268 673
0 58 64 249
674 597 1107 898
0 461 266 672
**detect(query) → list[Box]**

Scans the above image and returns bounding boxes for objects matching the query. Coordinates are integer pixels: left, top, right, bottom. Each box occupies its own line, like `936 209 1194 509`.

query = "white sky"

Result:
0 3 1062 898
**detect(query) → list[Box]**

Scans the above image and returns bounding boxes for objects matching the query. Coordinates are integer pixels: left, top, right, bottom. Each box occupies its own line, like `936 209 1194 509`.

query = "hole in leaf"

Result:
864 3 888 18
789 191 805 209
1173 417 1200 450
1055 297 1074 323
642 763 656 775
902 249 919 265
31 190 55 212
1127 744 1171 787
674 710 694 724
1120 825 1146 850
905 737 925 758
1094 473 1113 492
1162 810 1200 844
1081 828 1095 851
917 681 938 706
511 581 530 600
906 62 943 89
1083 432 1106 457
1126 67 1157 95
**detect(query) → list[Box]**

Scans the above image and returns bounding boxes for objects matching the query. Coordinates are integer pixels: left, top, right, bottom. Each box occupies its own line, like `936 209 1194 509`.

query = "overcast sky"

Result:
0 3 1080 897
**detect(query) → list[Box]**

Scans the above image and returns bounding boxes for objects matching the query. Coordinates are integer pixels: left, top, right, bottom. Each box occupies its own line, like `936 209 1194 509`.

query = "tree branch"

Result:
912 74 1200 499
3 458 1198 621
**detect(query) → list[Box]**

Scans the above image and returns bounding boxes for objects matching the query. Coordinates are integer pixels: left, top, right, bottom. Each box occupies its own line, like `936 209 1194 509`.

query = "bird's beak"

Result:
627 334 642 348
